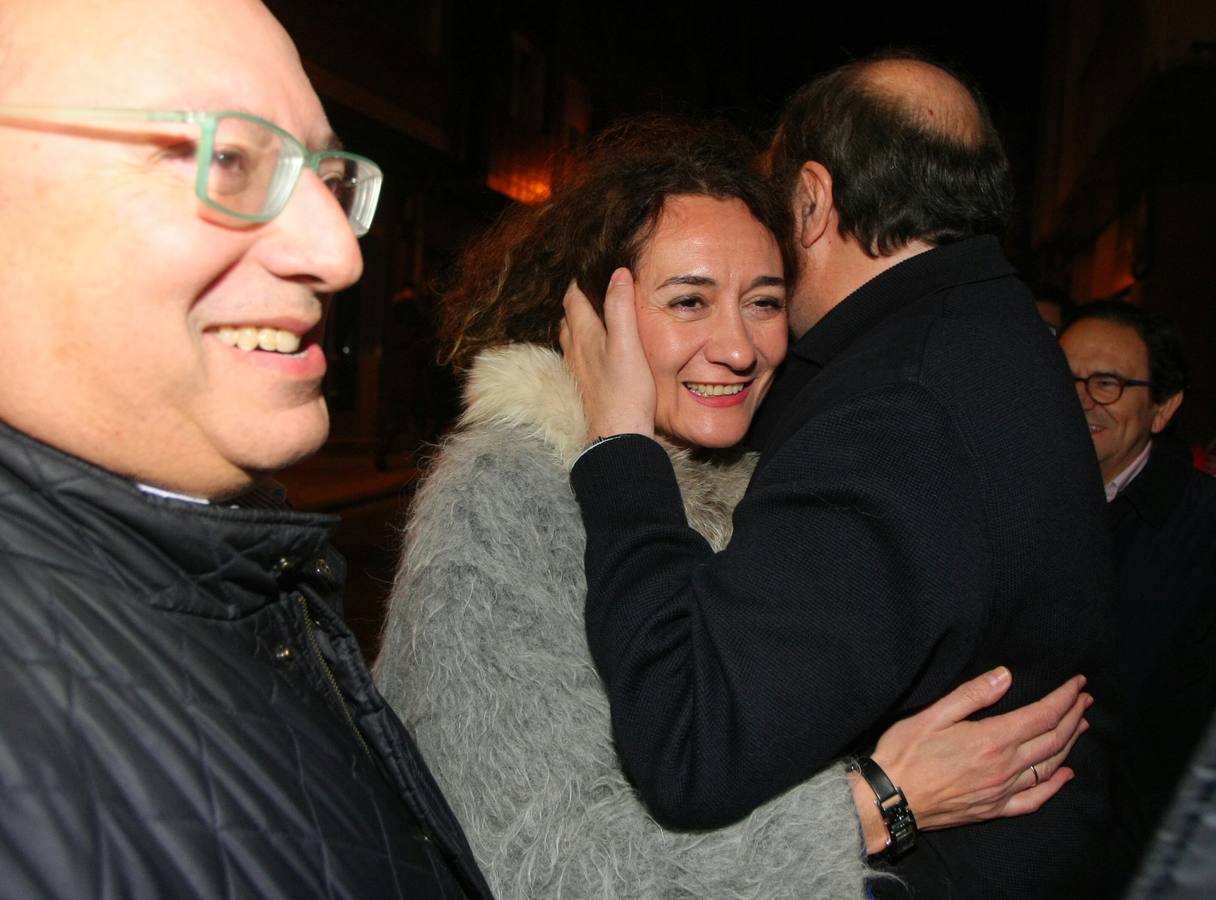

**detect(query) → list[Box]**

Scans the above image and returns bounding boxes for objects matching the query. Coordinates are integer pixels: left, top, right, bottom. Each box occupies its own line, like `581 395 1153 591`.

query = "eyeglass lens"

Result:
206 115 292 218
205 115 380 234
317 155 381 234
1081 375 1126 404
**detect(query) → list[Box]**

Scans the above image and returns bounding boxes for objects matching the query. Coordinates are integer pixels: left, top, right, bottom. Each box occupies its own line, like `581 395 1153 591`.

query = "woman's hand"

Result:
559 268 657 442
851 667 1092 854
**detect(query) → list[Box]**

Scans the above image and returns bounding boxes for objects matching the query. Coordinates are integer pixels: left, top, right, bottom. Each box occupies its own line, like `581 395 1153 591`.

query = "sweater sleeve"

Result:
375 425 870 899
572 383 993 829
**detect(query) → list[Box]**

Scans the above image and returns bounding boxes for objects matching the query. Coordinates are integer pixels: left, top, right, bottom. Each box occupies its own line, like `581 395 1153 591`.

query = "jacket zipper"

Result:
297 598 473 898
296 594 373 761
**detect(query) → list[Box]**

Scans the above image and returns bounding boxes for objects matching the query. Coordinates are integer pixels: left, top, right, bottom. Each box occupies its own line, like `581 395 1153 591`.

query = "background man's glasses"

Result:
0 107 383 236
1073 373 1153 405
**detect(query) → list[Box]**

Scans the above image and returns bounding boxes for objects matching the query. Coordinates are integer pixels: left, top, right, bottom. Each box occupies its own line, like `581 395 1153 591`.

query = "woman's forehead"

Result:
639 196 781 277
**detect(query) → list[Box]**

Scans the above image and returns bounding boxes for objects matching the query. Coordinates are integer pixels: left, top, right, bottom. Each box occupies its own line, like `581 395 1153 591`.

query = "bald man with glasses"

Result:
0 1 489 897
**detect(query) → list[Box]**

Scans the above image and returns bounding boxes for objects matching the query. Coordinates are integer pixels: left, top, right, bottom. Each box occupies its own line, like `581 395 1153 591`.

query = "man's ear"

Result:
796 161 834 249
1151 390 1184 434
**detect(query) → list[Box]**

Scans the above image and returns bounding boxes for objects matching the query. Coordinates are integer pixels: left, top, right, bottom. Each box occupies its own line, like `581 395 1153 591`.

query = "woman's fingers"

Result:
601 268 638 342
961 695 1091 822
1000 766 1076 817
871 670 1095 831
1014 693 1092 779
912 666 1014 731
562 279 602 342
986 674 1086 747
560 269 656 441
910 671 1085 765
1009 701 1090 805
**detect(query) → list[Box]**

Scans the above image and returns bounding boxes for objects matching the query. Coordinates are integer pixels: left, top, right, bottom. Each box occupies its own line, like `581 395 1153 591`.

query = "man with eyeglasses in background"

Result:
0 0 490 896
1060 301 1216 884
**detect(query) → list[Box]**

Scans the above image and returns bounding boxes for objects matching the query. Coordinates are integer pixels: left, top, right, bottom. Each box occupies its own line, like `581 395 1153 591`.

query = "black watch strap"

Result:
849 756 918 858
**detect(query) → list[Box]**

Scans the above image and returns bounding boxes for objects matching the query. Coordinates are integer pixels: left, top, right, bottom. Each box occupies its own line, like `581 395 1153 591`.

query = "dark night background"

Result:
536 2 1052 257
265 0 1216 657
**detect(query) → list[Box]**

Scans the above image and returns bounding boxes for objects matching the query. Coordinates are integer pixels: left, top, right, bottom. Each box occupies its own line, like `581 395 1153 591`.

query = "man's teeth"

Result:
215 326 302 354
686 382 746 397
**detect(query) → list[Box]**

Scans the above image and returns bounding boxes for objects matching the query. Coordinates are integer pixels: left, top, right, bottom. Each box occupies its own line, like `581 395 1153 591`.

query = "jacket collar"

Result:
746 235 1016 450
791 235 1016 370
1111 438 1194 527
0 420 339 618
461 343 756 550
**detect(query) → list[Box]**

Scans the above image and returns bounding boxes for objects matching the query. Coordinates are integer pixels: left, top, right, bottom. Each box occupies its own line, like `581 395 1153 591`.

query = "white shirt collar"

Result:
1104 441 1152 502
137 483 210 505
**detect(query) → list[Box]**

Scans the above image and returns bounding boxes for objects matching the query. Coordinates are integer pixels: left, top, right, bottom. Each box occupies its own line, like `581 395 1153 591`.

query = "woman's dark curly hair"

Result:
440 115 794 370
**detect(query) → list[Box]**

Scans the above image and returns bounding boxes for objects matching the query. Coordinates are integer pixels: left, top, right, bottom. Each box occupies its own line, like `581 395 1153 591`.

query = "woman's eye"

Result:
671 295 705 310
748 295 787 313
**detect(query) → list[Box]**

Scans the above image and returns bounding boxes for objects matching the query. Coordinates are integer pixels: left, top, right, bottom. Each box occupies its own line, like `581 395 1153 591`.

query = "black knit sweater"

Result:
572 237 1119 899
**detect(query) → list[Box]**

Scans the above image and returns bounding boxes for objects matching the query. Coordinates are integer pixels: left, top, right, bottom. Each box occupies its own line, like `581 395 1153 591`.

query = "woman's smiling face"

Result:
633 194 788 449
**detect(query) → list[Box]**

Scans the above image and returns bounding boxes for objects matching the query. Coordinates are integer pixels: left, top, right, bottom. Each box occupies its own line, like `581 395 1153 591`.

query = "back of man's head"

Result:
769 51 1012 257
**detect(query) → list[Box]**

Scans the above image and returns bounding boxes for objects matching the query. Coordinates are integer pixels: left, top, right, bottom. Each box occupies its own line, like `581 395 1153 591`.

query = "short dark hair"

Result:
439 115 793 369
768 51 1012 257
1062 300 1188 404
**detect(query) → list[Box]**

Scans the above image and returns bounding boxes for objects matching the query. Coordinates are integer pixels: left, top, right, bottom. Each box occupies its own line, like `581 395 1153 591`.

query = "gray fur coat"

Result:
374 344 868 899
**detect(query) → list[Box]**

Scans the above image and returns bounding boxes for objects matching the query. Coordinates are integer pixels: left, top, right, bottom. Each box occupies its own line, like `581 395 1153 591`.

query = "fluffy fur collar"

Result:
459 343 756 550
460 343 590 470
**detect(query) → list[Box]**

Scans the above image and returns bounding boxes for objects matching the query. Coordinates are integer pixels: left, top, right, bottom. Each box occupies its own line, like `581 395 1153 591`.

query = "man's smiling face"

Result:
1060 317 1176 483
0 0 364 499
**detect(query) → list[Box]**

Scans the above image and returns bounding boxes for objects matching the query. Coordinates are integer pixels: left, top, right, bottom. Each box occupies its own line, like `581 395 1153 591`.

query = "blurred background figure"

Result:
1194 436 1216 476
1033 282 1076 336
1127 713 1216 899
1059 300 1216 880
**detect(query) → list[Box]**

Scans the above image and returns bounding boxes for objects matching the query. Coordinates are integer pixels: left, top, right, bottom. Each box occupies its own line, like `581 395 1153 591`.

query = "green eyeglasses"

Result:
0 106 383 236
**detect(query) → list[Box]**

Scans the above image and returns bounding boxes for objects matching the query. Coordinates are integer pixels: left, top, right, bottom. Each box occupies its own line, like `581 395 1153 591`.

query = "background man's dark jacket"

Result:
572 236 1118 898
0 423 492 899
1127 711 1216 898
1109 437 1216 868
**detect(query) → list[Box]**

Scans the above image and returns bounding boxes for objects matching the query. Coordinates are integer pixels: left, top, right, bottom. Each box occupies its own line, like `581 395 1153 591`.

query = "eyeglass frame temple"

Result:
0 106 382 233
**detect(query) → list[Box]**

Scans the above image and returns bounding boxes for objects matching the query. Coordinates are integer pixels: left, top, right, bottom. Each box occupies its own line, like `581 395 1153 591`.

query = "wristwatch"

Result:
848 756 919 858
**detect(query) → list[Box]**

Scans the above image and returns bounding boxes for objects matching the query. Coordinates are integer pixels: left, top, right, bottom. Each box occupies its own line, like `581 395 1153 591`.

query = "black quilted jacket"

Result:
0 423 492 899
